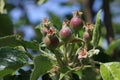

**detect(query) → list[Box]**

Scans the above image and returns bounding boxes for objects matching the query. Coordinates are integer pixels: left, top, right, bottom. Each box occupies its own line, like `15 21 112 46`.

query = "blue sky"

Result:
8 0 120 24
9 0 80 24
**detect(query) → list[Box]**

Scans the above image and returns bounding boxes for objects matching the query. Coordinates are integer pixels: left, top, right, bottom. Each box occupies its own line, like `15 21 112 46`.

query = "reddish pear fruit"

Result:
44 28 59 48
60 20 72 41
70 11 83 32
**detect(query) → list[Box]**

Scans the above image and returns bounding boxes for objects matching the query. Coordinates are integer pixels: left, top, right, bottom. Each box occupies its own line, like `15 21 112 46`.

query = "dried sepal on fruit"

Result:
42 18 51 28
41 18 51 36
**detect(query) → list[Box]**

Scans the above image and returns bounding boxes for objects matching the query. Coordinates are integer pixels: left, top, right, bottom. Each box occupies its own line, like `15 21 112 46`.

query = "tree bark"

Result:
82 0 94 23
103 0 114 44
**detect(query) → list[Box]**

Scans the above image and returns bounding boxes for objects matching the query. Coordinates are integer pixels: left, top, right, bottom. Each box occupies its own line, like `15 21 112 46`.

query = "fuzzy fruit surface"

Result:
41 27 48 36
44 35 59 48
70 17 83 31
83 32 92 41
60 27 72 41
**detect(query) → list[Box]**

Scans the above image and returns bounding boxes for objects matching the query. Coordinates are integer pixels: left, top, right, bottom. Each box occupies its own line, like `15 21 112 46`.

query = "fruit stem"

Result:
51 49 65 68
90 59 102 65
54 53 64 68
64 43 69 65
68 43 75 59
70 38 85 45
72 55 78 66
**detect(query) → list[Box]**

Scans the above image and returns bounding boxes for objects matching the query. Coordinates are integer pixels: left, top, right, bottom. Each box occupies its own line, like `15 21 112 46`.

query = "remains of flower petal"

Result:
78 48 87 59
85 23 93 31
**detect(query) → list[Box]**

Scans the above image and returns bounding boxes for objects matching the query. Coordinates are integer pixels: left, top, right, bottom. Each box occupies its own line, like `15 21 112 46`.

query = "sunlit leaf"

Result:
100 62 120 80
92 10 102 48
0 0 5 13
0 47 28 78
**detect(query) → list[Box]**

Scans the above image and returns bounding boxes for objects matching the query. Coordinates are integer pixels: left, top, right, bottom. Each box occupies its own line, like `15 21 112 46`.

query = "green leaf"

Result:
92 10 102 47
0 0 5 13
30 54 54 80
105 39 120 54
15 16 30 27
22 40 39 51
82 67 97 80
36 0 48 5
34 24 43 42
100 62 120 80
0 14 13 37
113 23 120 34
49 12 62 30
0 35 22 47
0 35 39 51
0 47 28 78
